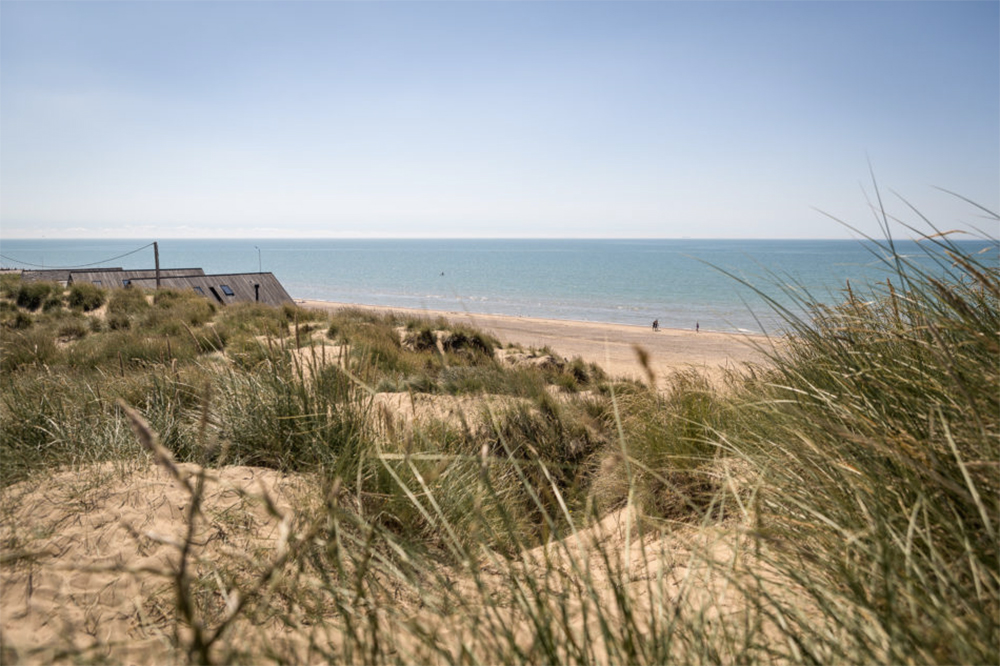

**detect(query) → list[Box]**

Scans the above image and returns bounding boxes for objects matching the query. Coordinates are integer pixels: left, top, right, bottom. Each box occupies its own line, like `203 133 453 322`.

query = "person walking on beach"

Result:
696 322 699 333
652 319 659 332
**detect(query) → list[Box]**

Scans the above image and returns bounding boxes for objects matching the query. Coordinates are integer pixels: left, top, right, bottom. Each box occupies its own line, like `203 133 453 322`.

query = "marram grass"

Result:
1 207 997 664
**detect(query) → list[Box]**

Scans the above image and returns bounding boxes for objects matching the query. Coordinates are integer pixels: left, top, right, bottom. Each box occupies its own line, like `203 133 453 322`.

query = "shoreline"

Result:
298 299 772 386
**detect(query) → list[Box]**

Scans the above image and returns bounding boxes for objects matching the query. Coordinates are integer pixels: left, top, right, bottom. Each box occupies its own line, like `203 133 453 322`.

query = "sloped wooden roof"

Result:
127 272 293 307
22 268 123 284
68 268 205 288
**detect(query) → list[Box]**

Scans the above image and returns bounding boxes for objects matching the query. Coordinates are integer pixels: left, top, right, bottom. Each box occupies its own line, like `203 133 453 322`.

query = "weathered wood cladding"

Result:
22 268 124 285
127 272 293 307
68 268 206 288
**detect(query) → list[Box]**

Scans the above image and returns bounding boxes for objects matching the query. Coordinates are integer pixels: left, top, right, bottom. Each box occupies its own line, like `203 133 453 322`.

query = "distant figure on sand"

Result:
652 319 659 332
696 322 699 333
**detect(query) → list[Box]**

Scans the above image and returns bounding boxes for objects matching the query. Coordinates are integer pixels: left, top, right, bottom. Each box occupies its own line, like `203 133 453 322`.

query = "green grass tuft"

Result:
67 282 106 311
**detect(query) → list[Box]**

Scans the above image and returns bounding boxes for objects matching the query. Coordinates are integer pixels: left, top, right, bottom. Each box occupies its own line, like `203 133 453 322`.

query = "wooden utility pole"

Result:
154 241 161 290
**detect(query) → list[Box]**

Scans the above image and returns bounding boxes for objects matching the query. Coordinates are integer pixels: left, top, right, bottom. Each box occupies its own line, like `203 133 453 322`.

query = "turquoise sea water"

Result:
1 238 995 334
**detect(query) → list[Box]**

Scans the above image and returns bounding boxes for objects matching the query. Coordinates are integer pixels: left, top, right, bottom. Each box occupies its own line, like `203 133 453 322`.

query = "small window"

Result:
92 280 102 286
193 286 205 295
220 284 235 296
122 279 131 287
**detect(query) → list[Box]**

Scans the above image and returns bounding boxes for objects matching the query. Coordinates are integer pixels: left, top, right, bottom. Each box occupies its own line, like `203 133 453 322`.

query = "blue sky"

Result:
1 1 997 239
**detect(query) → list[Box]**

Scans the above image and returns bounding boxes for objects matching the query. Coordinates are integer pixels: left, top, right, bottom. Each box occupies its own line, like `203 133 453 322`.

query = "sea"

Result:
1 238 995 335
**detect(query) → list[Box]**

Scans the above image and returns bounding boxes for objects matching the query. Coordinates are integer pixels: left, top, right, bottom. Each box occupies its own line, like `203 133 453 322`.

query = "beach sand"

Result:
299 299 772 387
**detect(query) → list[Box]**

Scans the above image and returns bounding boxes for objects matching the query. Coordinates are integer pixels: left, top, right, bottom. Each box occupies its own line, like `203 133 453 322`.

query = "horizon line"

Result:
4 235 997 242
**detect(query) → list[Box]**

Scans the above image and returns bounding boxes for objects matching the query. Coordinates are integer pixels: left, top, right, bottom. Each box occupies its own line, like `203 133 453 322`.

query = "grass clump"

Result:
107 286 151 316
208 362 372 472
590 371 733 522
15 281 58 311
67 282 106 311
216 302 292 340
0 371 148 486
730 227 999 664
56 318 89 341
149 288 216 329
41 295 64 313
2 310 32 331
107 312 131 330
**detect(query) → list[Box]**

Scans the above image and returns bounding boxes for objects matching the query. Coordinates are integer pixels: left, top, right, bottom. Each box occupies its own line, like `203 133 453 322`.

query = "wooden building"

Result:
67 268 205 289
126 272 293 308
21 268 123 285
18 266 293 308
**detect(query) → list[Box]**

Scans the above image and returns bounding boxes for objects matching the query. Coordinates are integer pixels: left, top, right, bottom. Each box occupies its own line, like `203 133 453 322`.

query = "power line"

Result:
0 242 156 269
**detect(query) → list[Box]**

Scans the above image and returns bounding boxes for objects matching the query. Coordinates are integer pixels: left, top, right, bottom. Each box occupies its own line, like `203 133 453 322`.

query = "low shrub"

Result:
401 322 499 361
41 296 64 313
569 355 605 385
107 287 150 316
107 313 131 330
590 371 727 521
440 325 498 358
401 325 437 352
348 325 415 376
152 290 216 326
15 282 57 311
471 397 607 544
57 320 89 341
152 288 197 308
217 303 290 339
67 283 106 311
2 311 32 330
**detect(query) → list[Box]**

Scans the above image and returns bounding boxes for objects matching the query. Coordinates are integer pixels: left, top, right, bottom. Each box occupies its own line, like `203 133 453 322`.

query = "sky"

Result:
1 1 997 240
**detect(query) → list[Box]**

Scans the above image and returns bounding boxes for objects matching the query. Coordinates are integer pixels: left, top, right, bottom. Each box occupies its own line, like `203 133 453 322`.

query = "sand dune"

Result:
0 301 776 663
299 299 773 387
0 460 755 665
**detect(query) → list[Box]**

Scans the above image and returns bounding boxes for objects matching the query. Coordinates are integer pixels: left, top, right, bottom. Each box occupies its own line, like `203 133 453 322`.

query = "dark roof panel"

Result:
127 272 293 307
20 266 293 308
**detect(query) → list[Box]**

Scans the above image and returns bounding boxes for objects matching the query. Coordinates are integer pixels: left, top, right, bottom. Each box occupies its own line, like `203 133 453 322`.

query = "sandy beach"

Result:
300 299 772 386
